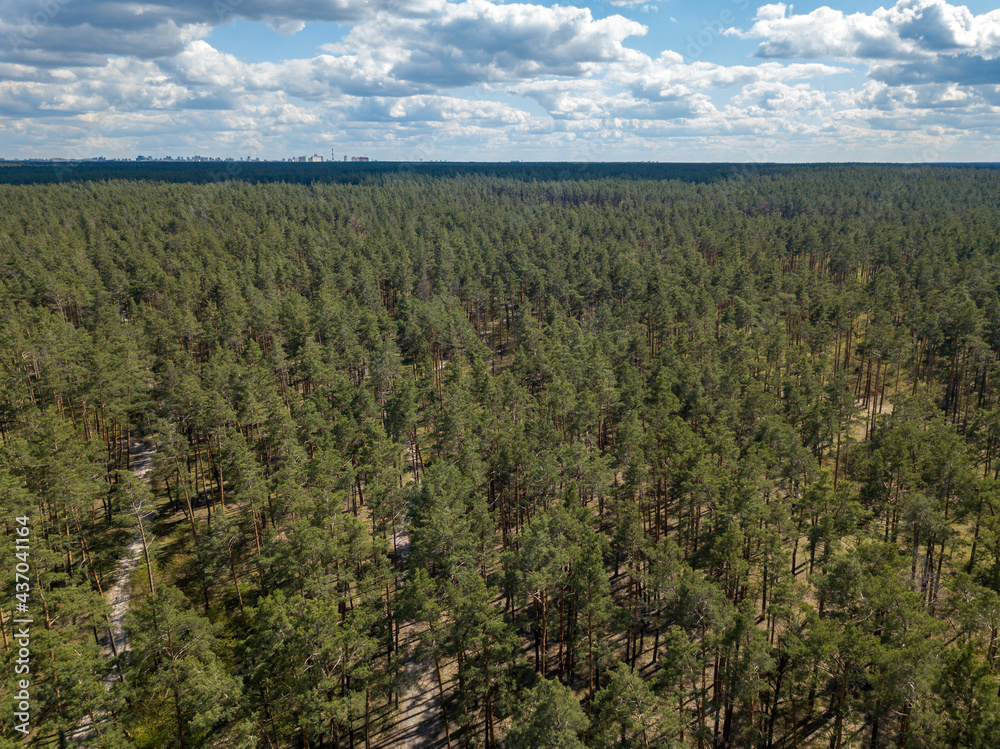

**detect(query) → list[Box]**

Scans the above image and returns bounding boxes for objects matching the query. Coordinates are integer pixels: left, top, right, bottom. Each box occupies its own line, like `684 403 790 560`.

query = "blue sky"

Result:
1 0 999 161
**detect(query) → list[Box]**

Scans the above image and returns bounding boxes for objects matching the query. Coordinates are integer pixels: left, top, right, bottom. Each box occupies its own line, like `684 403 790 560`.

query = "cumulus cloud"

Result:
0 0 654 127
870 55 1000 85
511 77 713 122
354 95 533 126
1 1 212 66
158 0 651 105
322 0 648 87
506 54 845 124
1 0 997 160
619 56 847 93
141 1 651 102
0 0 447 67
604 0 656 7
0 56 230 117
732 1 1000 80
730 80 832 117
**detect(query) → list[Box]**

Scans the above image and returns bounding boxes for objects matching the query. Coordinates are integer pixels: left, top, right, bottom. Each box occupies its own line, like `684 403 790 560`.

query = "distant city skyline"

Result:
1 0 999 162
0 153 380 163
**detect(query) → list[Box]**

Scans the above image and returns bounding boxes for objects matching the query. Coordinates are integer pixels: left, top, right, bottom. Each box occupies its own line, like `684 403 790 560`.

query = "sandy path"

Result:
102 441 156 663
68 440 156 743
372 501 451 749
374 620 450 749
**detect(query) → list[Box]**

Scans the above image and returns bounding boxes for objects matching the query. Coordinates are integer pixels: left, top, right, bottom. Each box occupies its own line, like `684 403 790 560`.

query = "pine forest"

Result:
2 162 1000 749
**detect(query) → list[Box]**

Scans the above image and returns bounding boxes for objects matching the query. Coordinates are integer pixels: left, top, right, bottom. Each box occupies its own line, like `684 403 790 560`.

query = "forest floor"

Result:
66 439 157 744
372 518 452 749
374 620 452 749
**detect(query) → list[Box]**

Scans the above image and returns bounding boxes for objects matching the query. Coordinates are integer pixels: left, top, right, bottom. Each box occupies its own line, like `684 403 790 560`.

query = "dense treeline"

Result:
2 165 1000 748
0 160 805 186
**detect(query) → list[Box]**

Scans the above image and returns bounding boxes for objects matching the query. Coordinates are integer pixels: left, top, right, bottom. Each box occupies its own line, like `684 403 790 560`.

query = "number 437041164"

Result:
14 516 30 596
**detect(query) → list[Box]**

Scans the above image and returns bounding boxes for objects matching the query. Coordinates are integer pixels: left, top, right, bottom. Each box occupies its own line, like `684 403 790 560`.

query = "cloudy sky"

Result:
1 0 998 161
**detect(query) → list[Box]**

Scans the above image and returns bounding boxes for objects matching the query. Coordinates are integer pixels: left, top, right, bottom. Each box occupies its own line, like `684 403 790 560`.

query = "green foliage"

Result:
591 662 677 748
505 678 588 749
3 165 1000 748
125 586 244 747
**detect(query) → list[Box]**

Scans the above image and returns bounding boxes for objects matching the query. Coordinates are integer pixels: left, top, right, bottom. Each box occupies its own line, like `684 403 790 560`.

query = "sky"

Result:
1 0 999 162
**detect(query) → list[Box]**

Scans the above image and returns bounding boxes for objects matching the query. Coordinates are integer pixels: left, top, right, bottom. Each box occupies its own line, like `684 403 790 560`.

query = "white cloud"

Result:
355 94 532 126
322 0 648 87
0 0 445 67
730 81 832 117
1 0 998 160
0 57 199 116
733 0 1000 65
621 57 847 92
604 0 655 7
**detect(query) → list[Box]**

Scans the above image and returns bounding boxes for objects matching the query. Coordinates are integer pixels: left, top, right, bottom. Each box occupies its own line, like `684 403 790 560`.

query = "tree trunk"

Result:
434 652 452 749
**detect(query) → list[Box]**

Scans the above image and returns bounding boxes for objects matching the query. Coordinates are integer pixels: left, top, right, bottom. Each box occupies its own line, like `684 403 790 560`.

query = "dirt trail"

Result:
68 440 156 743
375 620 450 749
373 504 451 749
102 442 156 667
